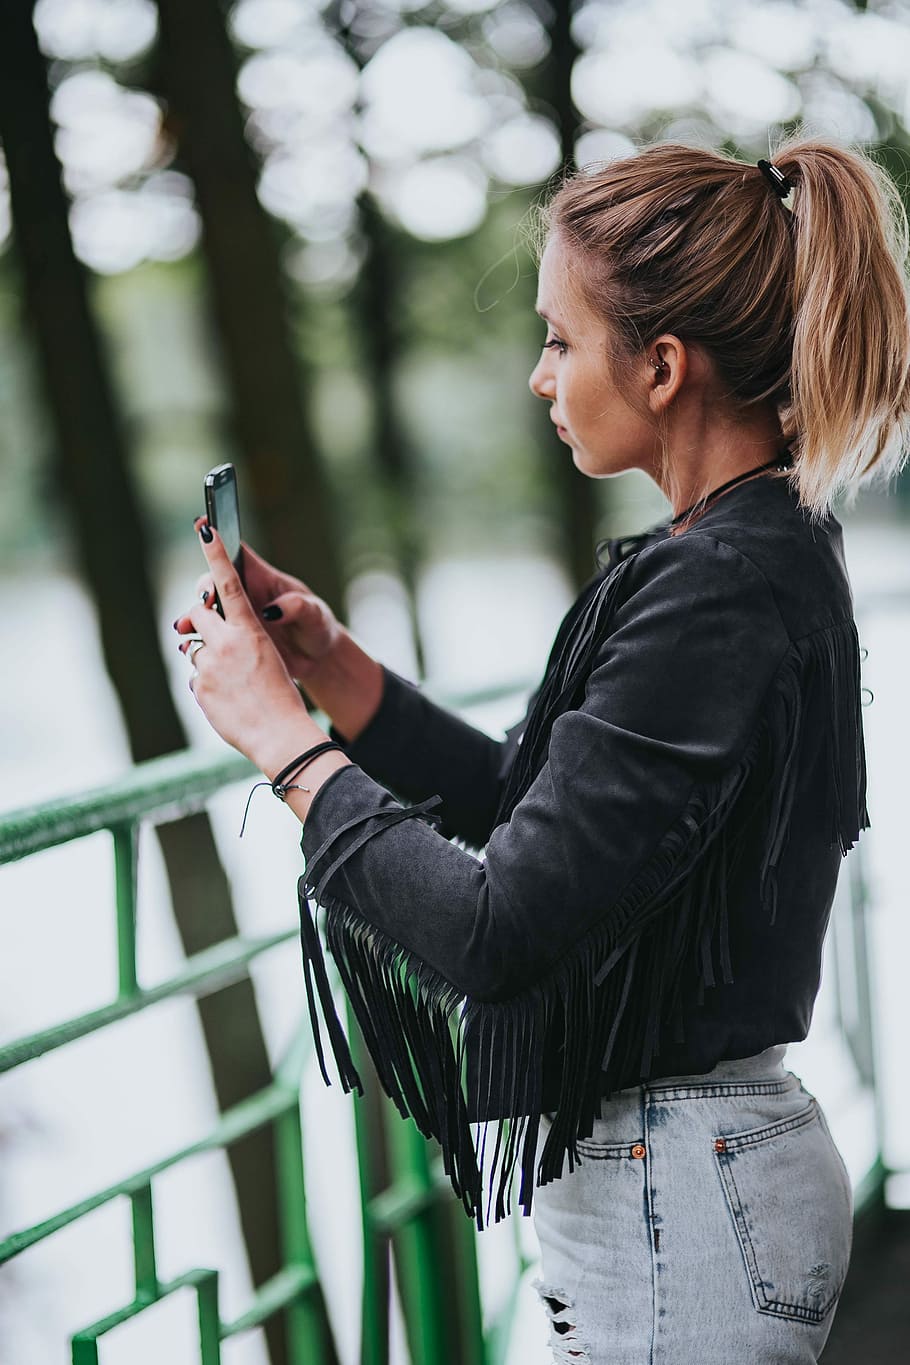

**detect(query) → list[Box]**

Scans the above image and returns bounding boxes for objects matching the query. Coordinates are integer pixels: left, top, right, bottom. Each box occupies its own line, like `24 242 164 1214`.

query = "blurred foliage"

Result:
2 0 910 579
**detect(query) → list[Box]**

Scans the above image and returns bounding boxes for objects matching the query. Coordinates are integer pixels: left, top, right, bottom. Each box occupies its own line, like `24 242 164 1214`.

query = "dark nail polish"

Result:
201 590 209 603
172 619 179 631
200 524 213 543
262 604 282 621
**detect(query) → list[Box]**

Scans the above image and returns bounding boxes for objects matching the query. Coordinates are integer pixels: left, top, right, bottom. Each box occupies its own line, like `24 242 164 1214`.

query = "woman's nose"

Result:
529 356 554 400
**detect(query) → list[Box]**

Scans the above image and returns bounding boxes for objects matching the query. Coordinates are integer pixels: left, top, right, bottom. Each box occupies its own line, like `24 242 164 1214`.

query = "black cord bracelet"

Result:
272 740 343 799
238 739 344 837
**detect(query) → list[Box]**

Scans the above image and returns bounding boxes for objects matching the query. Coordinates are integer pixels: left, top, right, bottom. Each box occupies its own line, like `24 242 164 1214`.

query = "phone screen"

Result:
204 464 243 578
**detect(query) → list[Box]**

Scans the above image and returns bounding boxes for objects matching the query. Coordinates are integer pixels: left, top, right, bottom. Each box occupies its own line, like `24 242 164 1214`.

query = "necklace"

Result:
668 452 792 531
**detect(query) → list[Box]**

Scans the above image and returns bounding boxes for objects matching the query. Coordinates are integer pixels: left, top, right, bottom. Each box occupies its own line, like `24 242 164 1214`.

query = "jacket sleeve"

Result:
295 534 809 1225
326 666 515 847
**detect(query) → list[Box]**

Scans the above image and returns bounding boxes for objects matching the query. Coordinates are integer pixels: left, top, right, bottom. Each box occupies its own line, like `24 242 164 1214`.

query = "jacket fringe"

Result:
297 615 868 1229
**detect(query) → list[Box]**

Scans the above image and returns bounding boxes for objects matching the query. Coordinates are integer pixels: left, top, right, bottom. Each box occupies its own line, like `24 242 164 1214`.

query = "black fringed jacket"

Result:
296 473 869 1229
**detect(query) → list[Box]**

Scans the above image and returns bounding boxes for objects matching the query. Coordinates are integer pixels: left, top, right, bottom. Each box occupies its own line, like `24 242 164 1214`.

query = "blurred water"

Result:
0 521 907 1364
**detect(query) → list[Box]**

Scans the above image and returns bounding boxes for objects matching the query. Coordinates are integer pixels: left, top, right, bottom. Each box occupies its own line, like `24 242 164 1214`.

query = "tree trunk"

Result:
545 0 601 589
350 193 427 677
0 8 336 1362
155 0 344 612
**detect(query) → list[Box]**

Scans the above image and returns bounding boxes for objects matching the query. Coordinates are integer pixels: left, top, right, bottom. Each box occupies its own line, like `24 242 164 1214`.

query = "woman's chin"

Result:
571 447 602 477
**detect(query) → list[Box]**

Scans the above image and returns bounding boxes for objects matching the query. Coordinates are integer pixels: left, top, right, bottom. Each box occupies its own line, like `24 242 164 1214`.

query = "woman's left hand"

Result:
176 519 320 775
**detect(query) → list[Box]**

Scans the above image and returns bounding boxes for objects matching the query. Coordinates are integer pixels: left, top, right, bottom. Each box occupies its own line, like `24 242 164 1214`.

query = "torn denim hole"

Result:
532 1279 591 1362
806 1262 831 1298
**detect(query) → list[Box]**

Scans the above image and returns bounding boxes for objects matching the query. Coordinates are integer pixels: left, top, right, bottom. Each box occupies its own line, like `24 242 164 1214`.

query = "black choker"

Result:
669 452 792 528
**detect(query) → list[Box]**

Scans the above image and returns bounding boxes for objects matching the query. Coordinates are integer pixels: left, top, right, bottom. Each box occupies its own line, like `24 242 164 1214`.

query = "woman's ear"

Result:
647 336 687 413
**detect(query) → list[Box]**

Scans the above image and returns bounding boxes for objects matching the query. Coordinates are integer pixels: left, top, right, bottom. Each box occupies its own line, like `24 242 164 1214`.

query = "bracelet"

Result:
272 741 343 799
238 740 343 837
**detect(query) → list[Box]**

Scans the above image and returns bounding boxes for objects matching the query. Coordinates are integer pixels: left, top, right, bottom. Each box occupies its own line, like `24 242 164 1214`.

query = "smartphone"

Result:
204 463 245 616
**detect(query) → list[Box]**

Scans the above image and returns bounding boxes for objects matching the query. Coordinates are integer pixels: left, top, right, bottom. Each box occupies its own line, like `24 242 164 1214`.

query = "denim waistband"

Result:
607 1044 794 1105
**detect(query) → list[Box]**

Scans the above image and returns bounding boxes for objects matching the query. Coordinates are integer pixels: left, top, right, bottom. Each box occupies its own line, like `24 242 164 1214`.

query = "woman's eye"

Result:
542 337 568 355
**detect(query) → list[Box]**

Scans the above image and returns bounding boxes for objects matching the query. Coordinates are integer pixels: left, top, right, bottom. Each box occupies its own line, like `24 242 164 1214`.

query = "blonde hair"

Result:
539 137 910 520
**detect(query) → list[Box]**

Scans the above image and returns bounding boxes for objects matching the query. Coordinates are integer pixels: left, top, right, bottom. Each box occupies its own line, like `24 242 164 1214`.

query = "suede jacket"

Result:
296 472 869 1228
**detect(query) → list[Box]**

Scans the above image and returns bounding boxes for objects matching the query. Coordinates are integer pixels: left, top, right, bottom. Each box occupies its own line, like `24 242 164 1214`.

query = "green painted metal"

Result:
114 820 140 998
71 1268 223 1365
349 1017 391 1365
131 1184 158 1300
384 1112 450 1365
0 748 255 863
0 745 498 1363
0 928 297 1075
844 839 888 1216
0 1056 300 1266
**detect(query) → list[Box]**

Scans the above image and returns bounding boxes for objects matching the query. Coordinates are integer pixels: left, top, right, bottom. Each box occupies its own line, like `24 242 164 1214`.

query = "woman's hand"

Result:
176 521 328 777
176 541 343 686
176 529 385 744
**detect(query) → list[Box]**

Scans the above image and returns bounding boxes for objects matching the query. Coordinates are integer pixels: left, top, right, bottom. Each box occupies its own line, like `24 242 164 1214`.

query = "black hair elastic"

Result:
757 159 794 209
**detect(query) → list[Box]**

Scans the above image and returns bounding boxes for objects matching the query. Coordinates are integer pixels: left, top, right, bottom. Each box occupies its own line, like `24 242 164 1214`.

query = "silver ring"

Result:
187 638 206 664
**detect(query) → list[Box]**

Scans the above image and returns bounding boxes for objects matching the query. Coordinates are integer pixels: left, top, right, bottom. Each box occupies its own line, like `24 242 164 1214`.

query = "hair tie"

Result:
757 159 795 213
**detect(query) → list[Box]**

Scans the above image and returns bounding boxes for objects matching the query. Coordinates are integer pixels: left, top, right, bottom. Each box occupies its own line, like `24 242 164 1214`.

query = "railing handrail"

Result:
0 748 256 862
0 677 534 864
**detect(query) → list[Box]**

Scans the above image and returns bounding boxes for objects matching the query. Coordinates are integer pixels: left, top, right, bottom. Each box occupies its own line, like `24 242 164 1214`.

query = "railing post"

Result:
849 840 889 1210
196 1269 222 1365
274 1102 338 1364
130 1183 159 1301
112 820 139 999
386 1114 451 1365
350 1013 391 1365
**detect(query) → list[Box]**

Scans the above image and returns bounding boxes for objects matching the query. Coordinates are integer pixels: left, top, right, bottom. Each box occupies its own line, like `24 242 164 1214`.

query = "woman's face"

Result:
529 236 658 479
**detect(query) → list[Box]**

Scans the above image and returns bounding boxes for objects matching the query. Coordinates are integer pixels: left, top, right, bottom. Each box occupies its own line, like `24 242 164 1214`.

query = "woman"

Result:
176 139 910 1363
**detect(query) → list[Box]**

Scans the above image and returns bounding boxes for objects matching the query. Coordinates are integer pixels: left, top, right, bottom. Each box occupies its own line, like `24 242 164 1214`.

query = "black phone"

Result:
204 463 245 616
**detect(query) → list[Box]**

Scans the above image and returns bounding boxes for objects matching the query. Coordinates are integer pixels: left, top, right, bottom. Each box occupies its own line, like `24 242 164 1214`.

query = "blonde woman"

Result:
177 139 910 1363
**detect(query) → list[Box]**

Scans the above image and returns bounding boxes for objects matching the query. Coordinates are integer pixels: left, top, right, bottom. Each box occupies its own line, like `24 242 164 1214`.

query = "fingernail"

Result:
201 590 209 603
172 618 179 631
200 524 213 543
262 605 282 621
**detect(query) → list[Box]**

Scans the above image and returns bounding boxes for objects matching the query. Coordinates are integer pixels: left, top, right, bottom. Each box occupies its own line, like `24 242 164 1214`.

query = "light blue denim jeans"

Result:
531 1045 853 1364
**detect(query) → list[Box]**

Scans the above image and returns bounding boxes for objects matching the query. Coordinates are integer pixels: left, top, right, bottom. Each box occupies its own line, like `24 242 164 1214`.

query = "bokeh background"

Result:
1 0 909 1362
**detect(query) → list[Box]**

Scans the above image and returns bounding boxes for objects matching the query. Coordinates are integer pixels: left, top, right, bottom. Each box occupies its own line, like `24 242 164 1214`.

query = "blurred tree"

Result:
541 0 601 589
0 8 337 1363
326 0 427 672
155 0 344 609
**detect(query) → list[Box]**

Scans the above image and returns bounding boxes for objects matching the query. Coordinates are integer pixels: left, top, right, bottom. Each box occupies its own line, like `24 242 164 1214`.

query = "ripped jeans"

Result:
531 1046 853 1364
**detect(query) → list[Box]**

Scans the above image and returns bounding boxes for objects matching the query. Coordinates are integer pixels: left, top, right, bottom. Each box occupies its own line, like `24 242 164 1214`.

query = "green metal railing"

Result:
0 713 532 1365
0 671 889 1361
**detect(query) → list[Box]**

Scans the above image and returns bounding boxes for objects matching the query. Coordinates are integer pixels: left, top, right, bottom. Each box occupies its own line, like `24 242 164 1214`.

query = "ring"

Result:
187 638 206 664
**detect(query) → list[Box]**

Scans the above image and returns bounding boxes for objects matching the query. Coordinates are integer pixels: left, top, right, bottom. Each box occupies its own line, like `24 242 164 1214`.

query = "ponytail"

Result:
773 138 910 516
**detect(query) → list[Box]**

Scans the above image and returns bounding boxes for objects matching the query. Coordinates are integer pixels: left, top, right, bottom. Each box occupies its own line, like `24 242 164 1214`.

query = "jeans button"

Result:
631 1143 646 1159
714 1138 727 1153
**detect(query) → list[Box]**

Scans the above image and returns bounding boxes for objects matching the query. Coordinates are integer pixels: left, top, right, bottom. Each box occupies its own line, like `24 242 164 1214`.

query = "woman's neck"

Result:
657 403 788 519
